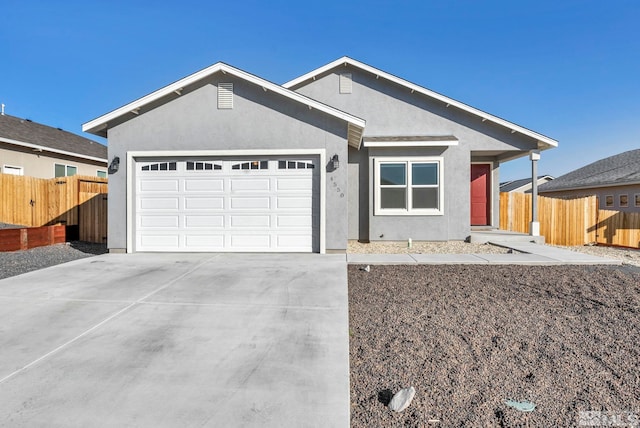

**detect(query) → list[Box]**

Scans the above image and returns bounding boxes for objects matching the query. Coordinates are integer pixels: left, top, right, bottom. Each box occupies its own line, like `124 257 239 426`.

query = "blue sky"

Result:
2 0 638 181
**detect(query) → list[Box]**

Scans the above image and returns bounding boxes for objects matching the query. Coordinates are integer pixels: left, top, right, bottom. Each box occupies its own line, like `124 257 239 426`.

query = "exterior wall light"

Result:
108 156 120 174
331 154 340 169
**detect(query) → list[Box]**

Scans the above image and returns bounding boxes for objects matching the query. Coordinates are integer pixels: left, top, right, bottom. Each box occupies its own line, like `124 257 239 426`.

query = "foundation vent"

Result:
218 83 234 109
339 73 352 94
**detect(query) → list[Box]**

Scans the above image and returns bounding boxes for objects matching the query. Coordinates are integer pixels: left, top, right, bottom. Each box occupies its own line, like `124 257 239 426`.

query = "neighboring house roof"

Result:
539 149 640 192
500 175 554 192
0 114 107 162
83 62 366 148
283 56 558 151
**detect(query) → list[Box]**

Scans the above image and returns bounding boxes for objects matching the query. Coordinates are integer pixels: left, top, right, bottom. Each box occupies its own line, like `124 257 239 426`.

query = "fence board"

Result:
0 174 107 243
500 193 640 248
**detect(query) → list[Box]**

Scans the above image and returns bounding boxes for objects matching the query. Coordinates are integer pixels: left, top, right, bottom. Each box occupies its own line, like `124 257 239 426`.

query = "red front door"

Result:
470 164 491 226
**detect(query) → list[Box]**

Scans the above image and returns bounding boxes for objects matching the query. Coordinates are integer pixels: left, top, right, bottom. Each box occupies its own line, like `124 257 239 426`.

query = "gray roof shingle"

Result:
539 149 640 192
0 114 107 160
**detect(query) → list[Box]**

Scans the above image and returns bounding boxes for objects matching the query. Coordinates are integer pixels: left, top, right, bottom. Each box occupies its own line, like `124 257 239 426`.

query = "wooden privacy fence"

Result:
0 174 107 243
500 192 640 248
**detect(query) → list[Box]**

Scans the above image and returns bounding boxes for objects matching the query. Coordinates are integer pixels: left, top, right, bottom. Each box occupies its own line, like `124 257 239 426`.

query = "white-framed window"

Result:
374 157 443 215
604 195 614 208
97 170 107 178
2 165 24 176
635 194 640 207
55 163 77 177
619 194 628 207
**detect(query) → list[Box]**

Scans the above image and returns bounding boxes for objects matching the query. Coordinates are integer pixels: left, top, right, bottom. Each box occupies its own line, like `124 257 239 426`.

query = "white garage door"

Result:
135 157 319 252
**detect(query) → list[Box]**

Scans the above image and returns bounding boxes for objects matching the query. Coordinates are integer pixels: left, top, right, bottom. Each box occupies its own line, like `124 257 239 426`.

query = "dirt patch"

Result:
349 265 640 427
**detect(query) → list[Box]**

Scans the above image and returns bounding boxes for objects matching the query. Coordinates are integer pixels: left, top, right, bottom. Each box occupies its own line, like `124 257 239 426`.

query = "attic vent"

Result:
339 73 352 94
218 83 234 109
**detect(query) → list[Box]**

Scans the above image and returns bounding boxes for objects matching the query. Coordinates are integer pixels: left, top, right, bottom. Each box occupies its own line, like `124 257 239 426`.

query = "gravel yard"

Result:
0 242 107 280
348 264 640 427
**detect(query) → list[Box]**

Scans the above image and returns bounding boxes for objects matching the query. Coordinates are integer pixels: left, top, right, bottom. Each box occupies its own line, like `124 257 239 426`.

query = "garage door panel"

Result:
136 157 318 252
230 197 270 210
185 234 225 248
185 215 224 228
230 178 270 191
185 197 224 210
277 235 312 248
184 179 224 192
139 235 180 248
276 215 312 228
140 215 179 228
230 215 271 228
276 177 313 191
277 197 312 209
139 179 180 192
140 198 179 210
231 235 271 248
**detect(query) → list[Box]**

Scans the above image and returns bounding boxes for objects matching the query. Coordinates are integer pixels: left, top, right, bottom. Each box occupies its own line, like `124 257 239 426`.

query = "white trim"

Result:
126 149 326 254
363 139 458 148
0 136 107 163
604 195 614 208
471 162 494 227
619 194 629 208
83 63 365 135
2 164 24 176
373 156 444 216
284 57 558 149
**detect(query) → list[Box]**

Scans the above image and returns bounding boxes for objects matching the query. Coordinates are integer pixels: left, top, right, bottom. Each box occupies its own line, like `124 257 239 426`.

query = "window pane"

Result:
380 163 406 185
97 171 107 178
412 163 438 185
413 188 438 209
55 164 66 177
66 166 77 176
381 188 406 209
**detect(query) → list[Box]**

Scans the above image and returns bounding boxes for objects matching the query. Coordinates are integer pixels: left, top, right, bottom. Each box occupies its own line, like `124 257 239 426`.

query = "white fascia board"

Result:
284 57 558 148
0 137 107 163
363 140 458 148
83 62 365 134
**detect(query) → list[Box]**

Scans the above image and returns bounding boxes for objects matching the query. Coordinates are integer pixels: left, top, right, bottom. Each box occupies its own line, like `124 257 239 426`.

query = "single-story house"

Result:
539 148 640 213
83 57 557 253
500 175 554 193
0 113 107 178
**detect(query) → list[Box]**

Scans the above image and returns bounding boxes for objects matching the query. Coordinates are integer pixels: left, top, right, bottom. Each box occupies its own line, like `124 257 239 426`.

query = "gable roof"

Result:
539 149 640 192
284 56 558 150
83 62 366 147
0 114 107 162
500 175 554 192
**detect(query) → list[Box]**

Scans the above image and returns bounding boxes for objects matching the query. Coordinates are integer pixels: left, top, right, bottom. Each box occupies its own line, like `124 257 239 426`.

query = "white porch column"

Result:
529 150 540 236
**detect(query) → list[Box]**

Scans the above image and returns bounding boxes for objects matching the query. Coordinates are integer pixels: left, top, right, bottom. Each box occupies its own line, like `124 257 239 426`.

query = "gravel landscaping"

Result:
0 242 107 280
349 264 640 427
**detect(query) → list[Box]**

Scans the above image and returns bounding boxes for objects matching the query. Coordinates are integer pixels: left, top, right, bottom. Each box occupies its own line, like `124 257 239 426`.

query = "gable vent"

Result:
218 83 234 109
339 73 352 94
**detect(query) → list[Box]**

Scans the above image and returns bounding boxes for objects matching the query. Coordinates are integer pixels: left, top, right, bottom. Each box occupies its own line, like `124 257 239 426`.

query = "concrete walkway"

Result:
347 242 622 265
0 253 349 428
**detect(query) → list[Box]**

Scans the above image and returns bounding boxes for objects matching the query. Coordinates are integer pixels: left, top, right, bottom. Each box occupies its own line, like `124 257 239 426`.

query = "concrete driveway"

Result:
0 253 349 427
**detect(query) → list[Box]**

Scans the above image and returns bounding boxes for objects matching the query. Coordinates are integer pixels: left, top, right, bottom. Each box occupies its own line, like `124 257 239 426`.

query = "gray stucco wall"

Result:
106 74 350 251
294 66 536 241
